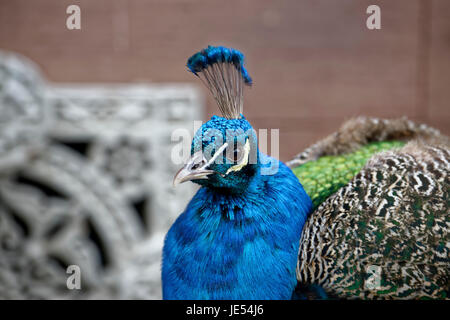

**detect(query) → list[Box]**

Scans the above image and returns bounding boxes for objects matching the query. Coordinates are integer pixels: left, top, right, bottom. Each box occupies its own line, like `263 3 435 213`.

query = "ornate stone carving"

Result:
0 51 202 299
0 51 50 172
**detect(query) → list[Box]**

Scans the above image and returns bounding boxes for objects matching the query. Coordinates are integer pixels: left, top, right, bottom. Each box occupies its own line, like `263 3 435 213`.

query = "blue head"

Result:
174 46 260 192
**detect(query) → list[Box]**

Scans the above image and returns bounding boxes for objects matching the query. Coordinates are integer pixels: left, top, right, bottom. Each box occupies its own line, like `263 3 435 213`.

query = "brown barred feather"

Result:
294 117 449 299
287 116 449 168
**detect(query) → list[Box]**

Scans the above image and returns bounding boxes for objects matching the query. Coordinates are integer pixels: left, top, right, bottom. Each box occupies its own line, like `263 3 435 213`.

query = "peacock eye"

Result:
226 142 245 163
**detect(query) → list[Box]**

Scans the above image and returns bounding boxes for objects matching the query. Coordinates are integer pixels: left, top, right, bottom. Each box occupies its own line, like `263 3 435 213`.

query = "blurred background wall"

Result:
1 0 448 161
0 0 449 300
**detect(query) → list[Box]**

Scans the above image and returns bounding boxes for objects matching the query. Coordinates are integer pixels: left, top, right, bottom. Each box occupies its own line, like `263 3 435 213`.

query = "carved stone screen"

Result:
0 50 202 299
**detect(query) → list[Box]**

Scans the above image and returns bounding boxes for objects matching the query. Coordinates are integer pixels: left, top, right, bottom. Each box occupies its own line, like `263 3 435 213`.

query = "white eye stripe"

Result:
205 142 228 167
226 139 250 175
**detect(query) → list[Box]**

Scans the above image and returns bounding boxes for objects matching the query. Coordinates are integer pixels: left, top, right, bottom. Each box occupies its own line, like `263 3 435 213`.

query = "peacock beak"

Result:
173 143 229 187
173 152 214 186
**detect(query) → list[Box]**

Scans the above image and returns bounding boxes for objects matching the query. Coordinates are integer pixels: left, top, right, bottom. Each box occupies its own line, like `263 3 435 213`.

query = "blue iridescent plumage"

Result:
162 46 313 299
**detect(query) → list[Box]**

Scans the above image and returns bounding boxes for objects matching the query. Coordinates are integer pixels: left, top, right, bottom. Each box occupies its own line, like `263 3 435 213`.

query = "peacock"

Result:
161 45 449 300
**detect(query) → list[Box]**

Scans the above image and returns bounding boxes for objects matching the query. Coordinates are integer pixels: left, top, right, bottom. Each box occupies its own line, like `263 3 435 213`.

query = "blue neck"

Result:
162 158 312 299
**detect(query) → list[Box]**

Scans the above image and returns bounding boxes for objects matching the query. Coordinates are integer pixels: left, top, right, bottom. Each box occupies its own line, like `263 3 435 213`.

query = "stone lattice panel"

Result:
0 50 202 299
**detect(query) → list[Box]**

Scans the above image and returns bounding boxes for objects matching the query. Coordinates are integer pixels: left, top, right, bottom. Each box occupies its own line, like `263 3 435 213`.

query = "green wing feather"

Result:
292 141 405 208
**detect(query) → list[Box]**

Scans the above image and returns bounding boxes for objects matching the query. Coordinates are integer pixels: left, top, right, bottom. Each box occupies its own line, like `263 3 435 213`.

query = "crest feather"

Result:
187 46 252 119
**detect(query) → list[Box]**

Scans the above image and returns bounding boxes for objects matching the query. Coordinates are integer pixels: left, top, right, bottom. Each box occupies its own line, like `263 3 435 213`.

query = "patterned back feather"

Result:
291 117 449 299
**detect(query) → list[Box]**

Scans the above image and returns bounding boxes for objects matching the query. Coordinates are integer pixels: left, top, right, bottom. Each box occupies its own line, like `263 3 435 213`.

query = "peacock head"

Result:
173 45 260 191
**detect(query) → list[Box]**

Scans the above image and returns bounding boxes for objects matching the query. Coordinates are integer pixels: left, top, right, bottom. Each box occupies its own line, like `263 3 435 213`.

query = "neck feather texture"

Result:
162 157 312 299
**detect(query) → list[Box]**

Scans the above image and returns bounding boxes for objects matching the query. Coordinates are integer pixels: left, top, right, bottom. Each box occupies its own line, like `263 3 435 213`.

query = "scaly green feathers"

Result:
292 141 405 208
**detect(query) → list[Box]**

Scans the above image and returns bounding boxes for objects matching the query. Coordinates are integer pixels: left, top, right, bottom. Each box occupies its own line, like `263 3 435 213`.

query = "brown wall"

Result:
1 0 449 161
